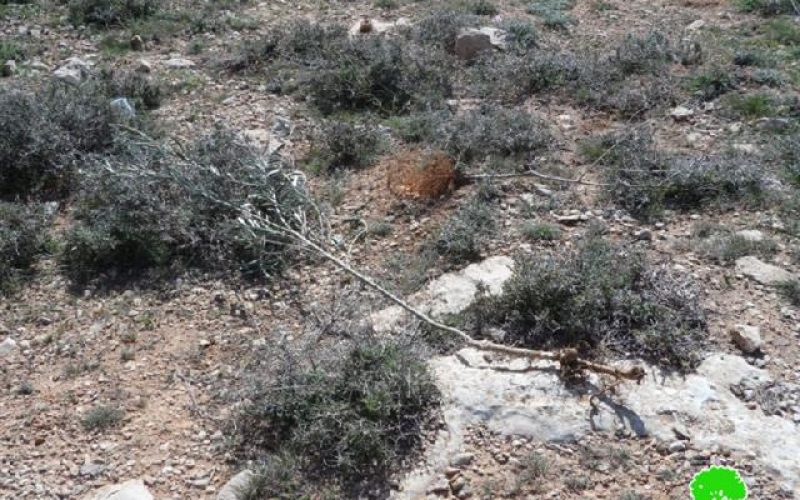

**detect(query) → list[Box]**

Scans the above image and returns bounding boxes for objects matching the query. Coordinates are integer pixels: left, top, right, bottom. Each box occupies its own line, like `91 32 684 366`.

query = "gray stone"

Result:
426 479 450 495
730 324 763 354
130 35 143 51
733 143 758 155
135 59 152 73
0 337 17 356
477 27 508 50
668 440 687 453
449 475 467 494
81 479 153 500
735 256 794 286
217 470 255 500
555 214 583 225
2 60 16 77
110 98 136 120
670 106 694 121
385 255 800 496
687 20 706 31
371 256 513 332
164 58 195 69
758 117 792 133
53 57 91 85
80 461 106 477
735 229 765 242
29 60 49 72
450 453 474 467
672 424 691 440
454 29 493 60
271 115 292 139
348 17 409 36
402 350 800 495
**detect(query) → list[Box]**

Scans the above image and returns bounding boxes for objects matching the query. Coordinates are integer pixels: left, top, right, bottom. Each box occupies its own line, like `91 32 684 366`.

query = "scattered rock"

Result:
477 27 508 50
82 479 153 500
2 60 16 77
668 440 687 453
687 20 706 31
557 113 575 130
371 256 513 332
454 29 493 60
733 143 758 155
411 349 800 492
450 453 474 468
449 475 467 494
271 115 292 139
426 479 451 495
130 35 144 51
348 16 409 36
217 470 254 500
164 58 195 69
736 229 765 242
110 98 136 120
670 106 694 121
28 60 49 72
672 424 691 441
735 256 794 286
80 461 106 477
555 214 583 225
53 57 92 85
135 59 152 73
731 325 763 354
0 337 18 356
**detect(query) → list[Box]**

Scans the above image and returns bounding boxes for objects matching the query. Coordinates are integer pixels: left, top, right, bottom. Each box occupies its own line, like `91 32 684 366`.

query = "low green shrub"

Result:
306 37 452 115
81 404 124 431
478 51 576 100
521 221 561 241
688 67 737 101
441 105 552 162
386 110 451 144
0 39 25 62
469 0 499 15
433 195 495 265
69 0 157 27
501 18 538 51
0 202 50 291
725 93 776 118
226 20 346 72
481 35 675 116
480 233 707 371
777 279 800 306
694 231 778 264
734 0 798 15
613 31 673 75
383 247 439 295
103 69 163 110
235 337 439 495
412 10 479 52
527 0 576 30
588 129 767 218
61 128 309 283
0 81 122 201
314 121 384 172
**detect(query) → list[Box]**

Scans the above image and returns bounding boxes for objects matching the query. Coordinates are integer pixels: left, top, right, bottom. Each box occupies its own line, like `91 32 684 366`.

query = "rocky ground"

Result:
2 0 800 499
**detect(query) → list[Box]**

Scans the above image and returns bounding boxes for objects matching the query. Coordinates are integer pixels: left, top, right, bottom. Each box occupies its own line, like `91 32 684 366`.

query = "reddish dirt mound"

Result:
385 149 457 199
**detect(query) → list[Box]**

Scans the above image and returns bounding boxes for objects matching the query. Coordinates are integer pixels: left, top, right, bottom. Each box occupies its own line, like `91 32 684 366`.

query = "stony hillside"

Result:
1 0 800 499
